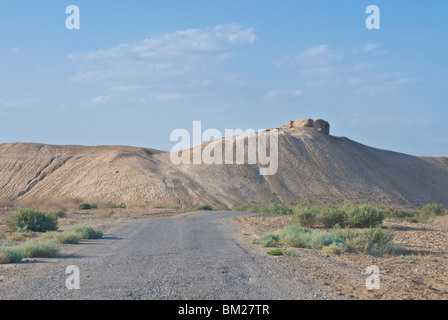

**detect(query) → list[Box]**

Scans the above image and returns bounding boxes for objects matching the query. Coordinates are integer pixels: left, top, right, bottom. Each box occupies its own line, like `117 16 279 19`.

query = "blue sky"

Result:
0 0 447 156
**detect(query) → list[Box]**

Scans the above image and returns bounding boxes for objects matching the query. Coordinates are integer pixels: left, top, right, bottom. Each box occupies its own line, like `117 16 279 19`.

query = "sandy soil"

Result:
230 214 448 300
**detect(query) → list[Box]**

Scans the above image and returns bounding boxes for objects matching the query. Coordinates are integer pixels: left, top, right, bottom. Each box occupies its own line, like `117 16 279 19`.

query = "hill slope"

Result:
1 120 447 208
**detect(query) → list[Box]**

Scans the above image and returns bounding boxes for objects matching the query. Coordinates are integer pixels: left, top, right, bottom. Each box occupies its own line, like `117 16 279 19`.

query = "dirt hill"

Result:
1 119 447 208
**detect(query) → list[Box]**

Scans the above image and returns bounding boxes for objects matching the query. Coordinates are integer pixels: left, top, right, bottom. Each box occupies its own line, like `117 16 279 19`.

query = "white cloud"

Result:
156 93 183 101
357 78 419 96
295 44 342 66
361 43 381 52
69 23 255 89
0 97 42 108
264 90 303 100
88 95 111 106
275 43 418 96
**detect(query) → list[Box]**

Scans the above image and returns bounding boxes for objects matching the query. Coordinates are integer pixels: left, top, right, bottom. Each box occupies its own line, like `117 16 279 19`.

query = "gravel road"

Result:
0 211 329 300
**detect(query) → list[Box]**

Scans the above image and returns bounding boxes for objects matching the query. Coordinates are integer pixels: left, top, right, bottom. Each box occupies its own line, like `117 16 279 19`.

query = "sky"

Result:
0 0 447 156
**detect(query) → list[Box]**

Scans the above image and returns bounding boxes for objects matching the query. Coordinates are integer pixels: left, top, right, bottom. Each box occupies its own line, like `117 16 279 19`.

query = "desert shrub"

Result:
196 204 213 211
259 233 279 247
321 244 344 255
343 203 384 228
232 204 249 212
381 206 415 220
310 232 344 250
43 231 81 244
256 204 270 213
46 209 65 221
214 204 231 211
291 202 383 228
267 249 286 256
317 205 346 228
0 251 10 264
261 224 402 256
277 226 315 248
64 225 103 239
108 202 126 209
0 247 23 264
78 203 97 210
292 209 318 227
78 203 91 210
268 202 293 215
336 227 396 255
6 208 58 232
19 241 60 258
291 203 320 226
421 203 445 216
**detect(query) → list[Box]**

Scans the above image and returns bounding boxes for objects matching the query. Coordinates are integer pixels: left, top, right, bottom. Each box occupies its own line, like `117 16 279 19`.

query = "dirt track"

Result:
0 211 329 300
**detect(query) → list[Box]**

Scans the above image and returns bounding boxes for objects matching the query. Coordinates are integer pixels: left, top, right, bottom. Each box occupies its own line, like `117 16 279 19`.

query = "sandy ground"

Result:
230 214 448 300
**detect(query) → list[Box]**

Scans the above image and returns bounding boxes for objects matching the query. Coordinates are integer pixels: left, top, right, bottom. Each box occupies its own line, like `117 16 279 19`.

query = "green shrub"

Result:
64 225 103 239
0 247 23 264
78 203 91 210
78 203 97 210
214 204 231 211
321 244 344 255
336 227 395 255
46 209 65 221
43 231 81 244
267 249 286 256
317 205 346 228
6 208 58 232
292 202 384 228
19 241 60 258
421 203 445 216
196 204 213 211
109 202 126 209
381 206 415 220
259 233 279 247
277 226 314 248
343 203 384 228
293 209 317 227
310 232 344 250
232 204 249 212
261 224 402 256
271 202 293 215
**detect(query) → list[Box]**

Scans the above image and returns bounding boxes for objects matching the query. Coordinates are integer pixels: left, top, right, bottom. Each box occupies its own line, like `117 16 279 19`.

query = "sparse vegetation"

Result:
196 204 214 211
258 233 279 247
267 248 286 256
259 225 403 256
0 247 24 264
64 225 103 239
46 209 65 221
231 202 292 215
108 202 126 209
291 202 384 228
19 241 60 258
6 208 58 232
381 203 446 223
78 203 97 210
43 231 81 244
